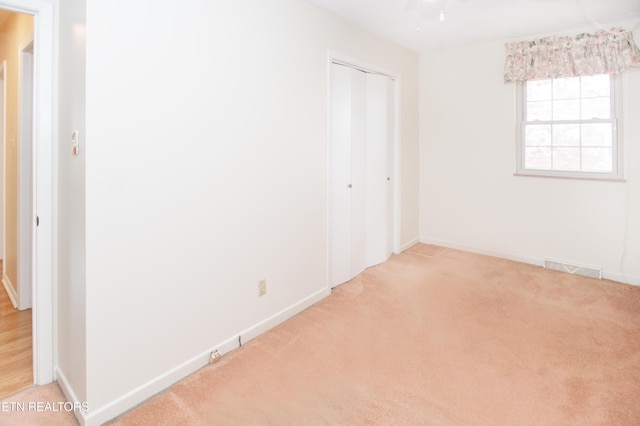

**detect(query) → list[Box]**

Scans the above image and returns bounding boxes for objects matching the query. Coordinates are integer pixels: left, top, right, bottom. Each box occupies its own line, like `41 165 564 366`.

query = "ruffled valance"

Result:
504 28 640 82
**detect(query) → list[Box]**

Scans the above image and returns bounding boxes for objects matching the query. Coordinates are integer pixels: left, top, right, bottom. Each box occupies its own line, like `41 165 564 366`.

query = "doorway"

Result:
0 0 55 390
0 11 35 399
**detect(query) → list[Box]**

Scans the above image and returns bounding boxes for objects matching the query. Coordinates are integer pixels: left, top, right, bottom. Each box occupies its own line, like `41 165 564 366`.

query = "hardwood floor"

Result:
0 260 33 400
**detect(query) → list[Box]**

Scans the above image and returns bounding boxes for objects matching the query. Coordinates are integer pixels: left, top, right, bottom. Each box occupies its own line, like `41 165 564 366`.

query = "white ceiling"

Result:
306 0 640 52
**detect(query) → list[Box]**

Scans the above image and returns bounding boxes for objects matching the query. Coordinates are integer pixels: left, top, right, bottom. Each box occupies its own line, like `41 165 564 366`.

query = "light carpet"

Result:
2 244 639 425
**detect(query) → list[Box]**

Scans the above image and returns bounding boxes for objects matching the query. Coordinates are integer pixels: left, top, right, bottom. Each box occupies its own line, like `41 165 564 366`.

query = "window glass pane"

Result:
527 79 552 101
527 101 551 121
525 147 551 169
552 148 580 171
525 124 551 146
582 148 612 172
581 74 610 97
519 73 618 178
553 77 580 99
581 97 610 119
553 124 580 146
553 100 580 120
582 123 612 147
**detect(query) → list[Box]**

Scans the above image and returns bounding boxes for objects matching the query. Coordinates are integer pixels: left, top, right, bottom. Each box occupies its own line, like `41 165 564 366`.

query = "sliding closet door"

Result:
329 63 394 288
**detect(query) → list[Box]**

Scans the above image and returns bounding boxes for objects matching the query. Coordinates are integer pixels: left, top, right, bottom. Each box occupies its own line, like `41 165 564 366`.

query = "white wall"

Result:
81 0 419 422
57 0 87 404
419 21 640 285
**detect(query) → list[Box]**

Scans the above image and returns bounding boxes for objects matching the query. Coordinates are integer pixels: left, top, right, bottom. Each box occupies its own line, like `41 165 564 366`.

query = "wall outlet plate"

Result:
258 279 267 297
209 350 222 364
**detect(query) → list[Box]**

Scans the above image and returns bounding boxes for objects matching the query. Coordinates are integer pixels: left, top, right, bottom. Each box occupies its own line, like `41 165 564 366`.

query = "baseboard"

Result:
419 236 640 287
2 274 18 308
56 367 88 426
236 287 331 344
83 287 331 426
602 271 640 286
399 237 419 253
419 237 543 266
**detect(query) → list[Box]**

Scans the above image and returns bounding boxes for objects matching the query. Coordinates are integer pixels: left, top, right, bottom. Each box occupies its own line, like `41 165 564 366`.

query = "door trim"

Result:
0 0 55 385
326 51 402 288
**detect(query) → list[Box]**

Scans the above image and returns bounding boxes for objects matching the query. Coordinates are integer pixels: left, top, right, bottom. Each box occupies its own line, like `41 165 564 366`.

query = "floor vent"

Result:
544 259 602 279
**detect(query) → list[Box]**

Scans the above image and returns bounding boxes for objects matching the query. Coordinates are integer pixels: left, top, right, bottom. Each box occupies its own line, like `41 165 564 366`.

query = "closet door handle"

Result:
348 184 352 188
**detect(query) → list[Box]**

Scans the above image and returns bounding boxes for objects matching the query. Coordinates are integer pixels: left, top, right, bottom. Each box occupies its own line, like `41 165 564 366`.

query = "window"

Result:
516 74 622 180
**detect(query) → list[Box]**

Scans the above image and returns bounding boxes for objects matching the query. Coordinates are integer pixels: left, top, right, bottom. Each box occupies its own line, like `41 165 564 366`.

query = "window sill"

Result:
513 172 626 182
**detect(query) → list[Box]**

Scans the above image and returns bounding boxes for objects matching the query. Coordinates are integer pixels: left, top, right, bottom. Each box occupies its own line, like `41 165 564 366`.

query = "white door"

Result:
349 68 367 280
329 63 394 288
329 64 361 286
365 73 393 267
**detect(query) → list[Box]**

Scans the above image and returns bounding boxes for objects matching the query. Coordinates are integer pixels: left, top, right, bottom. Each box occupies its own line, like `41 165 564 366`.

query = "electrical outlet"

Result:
258 279 267 297
209 350 222 364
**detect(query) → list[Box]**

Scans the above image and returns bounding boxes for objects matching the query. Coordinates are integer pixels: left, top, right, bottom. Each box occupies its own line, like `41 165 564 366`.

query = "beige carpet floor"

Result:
2 244 640 425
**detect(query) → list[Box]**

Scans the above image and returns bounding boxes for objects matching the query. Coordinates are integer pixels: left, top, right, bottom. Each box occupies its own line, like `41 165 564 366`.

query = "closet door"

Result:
329 63 355 287
365 73 394 267
329 63 393 288
350 68 367 279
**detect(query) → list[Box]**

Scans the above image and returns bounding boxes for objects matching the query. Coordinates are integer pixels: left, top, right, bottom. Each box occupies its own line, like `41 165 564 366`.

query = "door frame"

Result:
326 51 402 287
0 0 55 385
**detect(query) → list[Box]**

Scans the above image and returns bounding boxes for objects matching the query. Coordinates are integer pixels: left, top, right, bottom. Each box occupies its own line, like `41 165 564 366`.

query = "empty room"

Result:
0 0 639 425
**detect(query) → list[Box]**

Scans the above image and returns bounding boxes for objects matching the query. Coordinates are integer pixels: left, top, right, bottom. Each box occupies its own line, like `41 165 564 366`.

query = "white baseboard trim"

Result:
237 287 331 345
399 237 419 253
56 367 88 426
83 287 331 426
419 237 543 266
419 236 640 287
602 271 640 287
2 274 18 308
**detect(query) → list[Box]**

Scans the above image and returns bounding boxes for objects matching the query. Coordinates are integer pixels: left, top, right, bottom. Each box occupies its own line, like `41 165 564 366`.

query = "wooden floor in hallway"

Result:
0 260 33 400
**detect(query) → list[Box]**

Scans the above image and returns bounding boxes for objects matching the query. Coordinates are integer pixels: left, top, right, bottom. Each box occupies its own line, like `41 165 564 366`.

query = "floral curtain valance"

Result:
504 28 640 82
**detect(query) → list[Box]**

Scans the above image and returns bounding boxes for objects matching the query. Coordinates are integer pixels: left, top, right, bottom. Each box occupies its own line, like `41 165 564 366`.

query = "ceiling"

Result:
306 0 640 52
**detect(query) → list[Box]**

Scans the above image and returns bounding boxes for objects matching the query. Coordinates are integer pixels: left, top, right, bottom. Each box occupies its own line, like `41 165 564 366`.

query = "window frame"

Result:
515 74 624 181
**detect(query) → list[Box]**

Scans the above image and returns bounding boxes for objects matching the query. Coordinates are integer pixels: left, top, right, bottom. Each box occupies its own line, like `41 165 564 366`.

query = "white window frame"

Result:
515 74 624 181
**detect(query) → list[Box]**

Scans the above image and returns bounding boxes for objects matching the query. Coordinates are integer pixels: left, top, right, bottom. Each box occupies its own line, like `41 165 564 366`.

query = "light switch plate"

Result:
71 130 79 156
